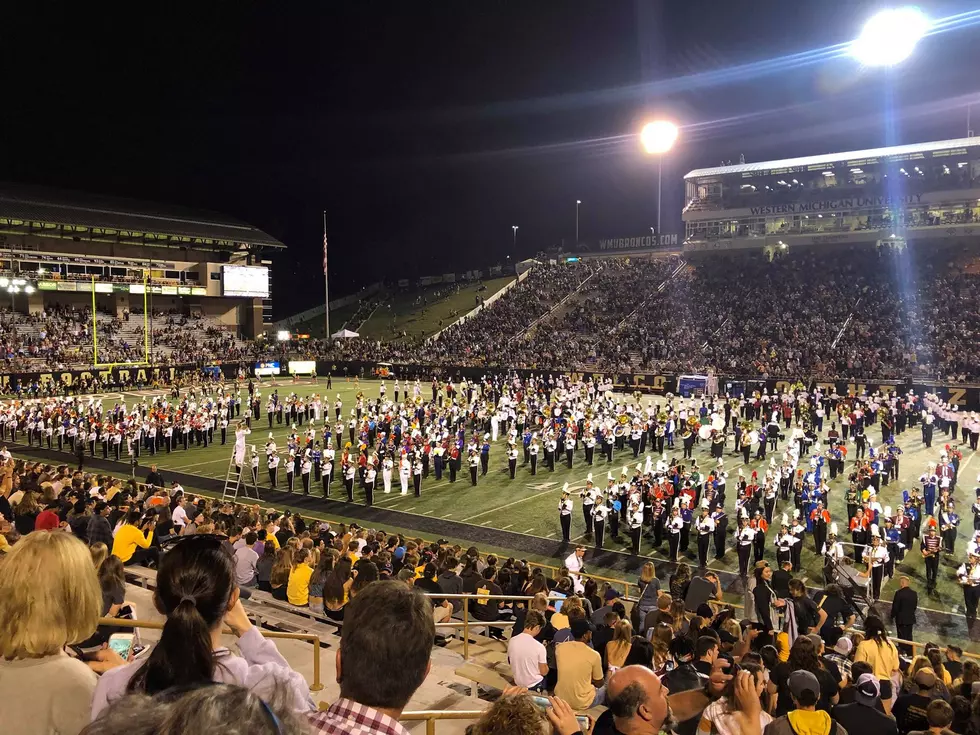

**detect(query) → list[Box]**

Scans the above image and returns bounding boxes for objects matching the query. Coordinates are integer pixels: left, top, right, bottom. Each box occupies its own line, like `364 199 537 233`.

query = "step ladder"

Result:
221 443 260 503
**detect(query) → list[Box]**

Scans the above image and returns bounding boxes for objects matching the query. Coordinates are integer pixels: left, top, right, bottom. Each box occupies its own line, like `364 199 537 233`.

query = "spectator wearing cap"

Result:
684 571 721 614
832 673 899 735
554 617 605 709
764 670 848 735
591 586 623 626
907 699 955 735
86 501 114 549
894 668 940 734
824 637 854 686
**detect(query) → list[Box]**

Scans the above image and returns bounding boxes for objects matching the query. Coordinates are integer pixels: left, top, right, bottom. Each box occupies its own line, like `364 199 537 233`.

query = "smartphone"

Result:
108 633 134 659
530 697 590 730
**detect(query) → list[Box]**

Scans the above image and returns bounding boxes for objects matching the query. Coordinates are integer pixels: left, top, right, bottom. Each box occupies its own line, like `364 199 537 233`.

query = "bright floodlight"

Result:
640 120 679 155
851 7 929 67
276 330 291 341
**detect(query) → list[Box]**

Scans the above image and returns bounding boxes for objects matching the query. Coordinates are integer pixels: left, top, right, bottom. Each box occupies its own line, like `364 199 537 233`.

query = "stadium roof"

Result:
0 182 285 248
684 136 980 180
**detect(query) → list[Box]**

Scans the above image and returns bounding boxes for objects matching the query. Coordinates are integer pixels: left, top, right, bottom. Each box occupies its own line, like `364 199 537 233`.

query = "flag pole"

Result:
323 210 330 340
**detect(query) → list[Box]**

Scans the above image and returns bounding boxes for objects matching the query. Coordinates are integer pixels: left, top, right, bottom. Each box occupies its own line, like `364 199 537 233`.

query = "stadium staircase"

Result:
509 264 602 344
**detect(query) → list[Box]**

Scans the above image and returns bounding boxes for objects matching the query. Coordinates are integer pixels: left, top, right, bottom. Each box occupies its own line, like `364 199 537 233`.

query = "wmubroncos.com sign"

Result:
598 233 679 251
749 193 923 216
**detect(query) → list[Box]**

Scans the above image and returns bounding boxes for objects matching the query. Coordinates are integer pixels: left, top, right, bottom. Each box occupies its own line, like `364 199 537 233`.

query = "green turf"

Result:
30 377 979 648
357 277 514 342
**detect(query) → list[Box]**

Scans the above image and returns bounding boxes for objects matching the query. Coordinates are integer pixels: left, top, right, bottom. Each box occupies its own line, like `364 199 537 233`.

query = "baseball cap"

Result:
914 668 937 688
805 633 823 651
834 637 853 656
788 670 821 700
570 617 596 638
854 673 880 706
604 588 620 602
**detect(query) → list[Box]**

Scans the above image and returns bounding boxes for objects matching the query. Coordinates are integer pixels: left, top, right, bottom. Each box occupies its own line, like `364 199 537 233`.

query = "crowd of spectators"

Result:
3 456 980 735
299 244 980 382
1 244 979 383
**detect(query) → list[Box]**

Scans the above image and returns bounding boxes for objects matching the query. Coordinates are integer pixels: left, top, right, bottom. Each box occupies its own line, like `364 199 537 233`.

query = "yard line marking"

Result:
461 486 561 523
423 510 435 515
547 533 557 539
443 513 453 518
522 528 535 534
499 524 513 530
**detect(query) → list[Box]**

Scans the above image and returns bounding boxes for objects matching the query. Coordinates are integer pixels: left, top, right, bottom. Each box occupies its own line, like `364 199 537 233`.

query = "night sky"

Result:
3 1 979 317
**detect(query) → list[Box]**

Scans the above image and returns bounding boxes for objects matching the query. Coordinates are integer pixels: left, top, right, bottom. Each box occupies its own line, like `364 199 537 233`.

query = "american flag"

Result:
322 229 328 275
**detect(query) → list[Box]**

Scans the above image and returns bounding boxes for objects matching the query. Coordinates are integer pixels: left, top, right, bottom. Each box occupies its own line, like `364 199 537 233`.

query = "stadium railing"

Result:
315 702 595 735
95 616 324 691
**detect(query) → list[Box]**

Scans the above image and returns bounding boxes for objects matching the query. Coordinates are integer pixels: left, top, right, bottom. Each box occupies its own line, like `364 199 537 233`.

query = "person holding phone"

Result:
110 510 158 567
91 534 315 719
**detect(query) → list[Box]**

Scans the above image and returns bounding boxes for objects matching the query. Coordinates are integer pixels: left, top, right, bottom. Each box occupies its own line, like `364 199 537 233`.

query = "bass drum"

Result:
698 425 712 440
748 430 759 445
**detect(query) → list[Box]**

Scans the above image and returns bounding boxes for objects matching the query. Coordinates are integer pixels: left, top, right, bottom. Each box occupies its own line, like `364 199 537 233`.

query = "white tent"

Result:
331 328 360 339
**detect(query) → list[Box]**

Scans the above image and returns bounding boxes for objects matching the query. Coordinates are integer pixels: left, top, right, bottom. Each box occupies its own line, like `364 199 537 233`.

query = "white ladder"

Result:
221 444 260 503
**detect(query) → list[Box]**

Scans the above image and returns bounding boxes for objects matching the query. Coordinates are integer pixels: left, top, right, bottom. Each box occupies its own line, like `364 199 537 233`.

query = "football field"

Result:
15 376 980 647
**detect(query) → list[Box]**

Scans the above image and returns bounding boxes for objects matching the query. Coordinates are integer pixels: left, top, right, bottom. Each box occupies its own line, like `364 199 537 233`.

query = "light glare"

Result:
640 120 679 155
851 7 929 66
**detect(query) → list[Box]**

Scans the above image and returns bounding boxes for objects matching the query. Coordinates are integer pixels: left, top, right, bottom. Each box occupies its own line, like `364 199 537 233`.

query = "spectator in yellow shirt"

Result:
111 510 158 567
287 548 314 607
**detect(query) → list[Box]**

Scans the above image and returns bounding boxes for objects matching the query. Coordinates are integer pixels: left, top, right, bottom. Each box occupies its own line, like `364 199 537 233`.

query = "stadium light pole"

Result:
512 225 518 254
640 120 679 237
575 200 581 244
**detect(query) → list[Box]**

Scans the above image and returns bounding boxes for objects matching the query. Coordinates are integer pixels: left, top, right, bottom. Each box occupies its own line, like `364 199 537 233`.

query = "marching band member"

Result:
863 530 889 601
364 463 376 506
810 501 831 556
789 511 806 572
529 436 539 475
734 513 754 577
413 456 423 497
921 524 942 591
694 504 715 568
775 516 797 568
666 502 683 561
751 510 768 563
941 501 961 556
268 451 279 489
251 447 260 487
883 513 903 578
558 484 573 542
344 460 356 501
507 442 518 478
711 503 728 560
468 449 479 486
321 455 333 497
399 457 410 495
592 494 609 551
301 452 312 494
382 456 393 493
581 475 596 538
628 498 644 555
957 551 980 626
822 524 846 584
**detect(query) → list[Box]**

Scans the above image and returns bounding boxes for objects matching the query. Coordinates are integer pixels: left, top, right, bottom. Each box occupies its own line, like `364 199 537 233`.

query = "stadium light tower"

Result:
640 120 679 235
512 225 518 253
575 200 581 244
850 6 929 67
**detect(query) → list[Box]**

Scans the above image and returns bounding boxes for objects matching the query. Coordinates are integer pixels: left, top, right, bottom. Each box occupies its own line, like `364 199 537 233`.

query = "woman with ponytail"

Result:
90 535 314 720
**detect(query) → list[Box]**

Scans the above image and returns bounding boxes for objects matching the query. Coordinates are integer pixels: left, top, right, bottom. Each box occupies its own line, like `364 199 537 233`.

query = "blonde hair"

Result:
639 562 656 584
90 542 109 570
0 532 101 658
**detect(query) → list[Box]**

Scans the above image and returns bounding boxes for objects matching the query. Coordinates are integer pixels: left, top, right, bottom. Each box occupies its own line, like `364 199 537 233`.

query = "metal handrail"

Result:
95 616 324 691
398 709 594 735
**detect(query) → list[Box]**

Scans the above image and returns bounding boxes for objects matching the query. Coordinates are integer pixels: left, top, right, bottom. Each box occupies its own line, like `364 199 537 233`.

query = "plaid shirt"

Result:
825 651 852 681
86 514 114 549
308 698 412 735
